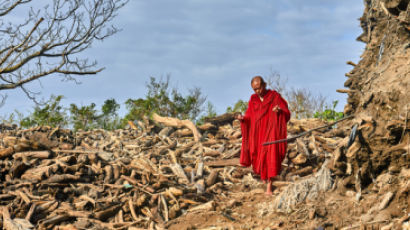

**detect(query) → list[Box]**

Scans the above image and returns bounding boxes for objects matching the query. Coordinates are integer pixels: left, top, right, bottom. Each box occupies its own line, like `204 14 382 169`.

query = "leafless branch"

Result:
0 0 31 17
0 0 128 104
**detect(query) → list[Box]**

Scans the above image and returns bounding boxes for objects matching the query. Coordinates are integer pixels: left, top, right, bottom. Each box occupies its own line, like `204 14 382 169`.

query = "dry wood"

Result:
129 199 139 222
0 106 380 228
17 190 31 205
0 147 14 159
40 215 70 227
13 151 51 159
160 194 169 222
43 174 81 183
204 112 238 125
297 138 310 156
206 170 219 186
128 120 139 130
198 122 216 131
170 163 189 184
2 206 17 230
263 115 354 145
152 113 202 142
336 89 358 94
381 0 404 8
289 166 313 177
309 134 320 155
205 158 239 167
0 194 16 200
94 203 123 221
196 161 204 178
117 209 124 223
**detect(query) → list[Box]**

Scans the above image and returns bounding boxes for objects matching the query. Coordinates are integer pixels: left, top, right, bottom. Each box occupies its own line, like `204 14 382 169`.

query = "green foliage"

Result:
19 95 68 128
5 76 210 130
226 99 248 113
69 103 99 131
124 76 206 123
197 102 217 125
314 100 344 121
99 98 122 130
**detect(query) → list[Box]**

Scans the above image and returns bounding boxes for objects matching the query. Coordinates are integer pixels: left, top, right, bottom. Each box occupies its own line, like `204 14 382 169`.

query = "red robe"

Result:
240 90 290 180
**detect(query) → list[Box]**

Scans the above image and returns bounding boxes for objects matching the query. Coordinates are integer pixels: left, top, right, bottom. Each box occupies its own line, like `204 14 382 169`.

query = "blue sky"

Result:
1 0 365 118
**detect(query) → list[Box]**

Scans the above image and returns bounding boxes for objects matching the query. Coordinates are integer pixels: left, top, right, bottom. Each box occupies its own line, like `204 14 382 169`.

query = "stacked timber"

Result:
0 113 359 229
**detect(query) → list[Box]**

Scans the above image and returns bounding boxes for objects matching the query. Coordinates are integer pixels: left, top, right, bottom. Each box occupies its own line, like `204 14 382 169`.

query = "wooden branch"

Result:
204 158 239 167
0 0 32 17
13 151 51 159
152 113 202 142
263 115 354 146
336 89 358 94
204 112 239 125
0 17 44 68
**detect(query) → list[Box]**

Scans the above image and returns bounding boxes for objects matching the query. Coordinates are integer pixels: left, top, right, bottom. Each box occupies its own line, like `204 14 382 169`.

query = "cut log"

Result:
289 166 313 177
204 158 239 167
336 89 358 94
13 151 51 159
170 163 190 184
206 170 219 186
204 113 238 126
0 147 14 159
94 203 123 221
152 113 202 142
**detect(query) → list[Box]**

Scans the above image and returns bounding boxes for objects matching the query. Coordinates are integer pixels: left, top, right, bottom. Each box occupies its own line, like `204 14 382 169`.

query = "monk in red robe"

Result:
237 76 290 195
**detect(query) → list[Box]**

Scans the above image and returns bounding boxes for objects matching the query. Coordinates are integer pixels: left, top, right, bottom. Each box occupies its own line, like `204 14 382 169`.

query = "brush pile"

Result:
0 113 352 229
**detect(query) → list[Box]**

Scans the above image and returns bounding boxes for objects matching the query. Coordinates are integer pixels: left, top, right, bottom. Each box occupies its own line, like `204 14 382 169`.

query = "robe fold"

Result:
240 89 290 180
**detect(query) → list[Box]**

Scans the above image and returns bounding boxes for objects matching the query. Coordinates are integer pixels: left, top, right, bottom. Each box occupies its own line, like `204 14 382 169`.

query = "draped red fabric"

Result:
240 90 290 180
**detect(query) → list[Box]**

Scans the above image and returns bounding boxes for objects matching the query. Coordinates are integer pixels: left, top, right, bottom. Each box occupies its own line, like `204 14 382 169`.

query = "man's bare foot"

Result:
265 181 273 195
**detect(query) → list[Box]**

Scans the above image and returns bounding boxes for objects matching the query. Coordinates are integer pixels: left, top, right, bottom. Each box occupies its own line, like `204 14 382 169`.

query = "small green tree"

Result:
226 99 248 113
124 76 206 123
99 98 122 130
19 95 68 128
69 103 99 131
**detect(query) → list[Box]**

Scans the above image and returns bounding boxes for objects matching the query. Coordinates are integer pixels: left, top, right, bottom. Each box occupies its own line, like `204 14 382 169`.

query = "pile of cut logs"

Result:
0 113 349 229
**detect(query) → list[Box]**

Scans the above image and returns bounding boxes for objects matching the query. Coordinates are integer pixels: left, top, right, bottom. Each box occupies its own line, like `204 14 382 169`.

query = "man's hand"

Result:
236 114 244 121
272 105 281 113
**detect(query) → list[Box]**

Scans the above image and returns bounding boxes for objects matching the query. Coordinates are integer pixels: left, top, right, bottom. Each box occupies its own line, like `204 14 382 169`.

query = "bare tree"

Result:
266 70 287 95
286 87 327 119
0 0 128 104
266 70 328 119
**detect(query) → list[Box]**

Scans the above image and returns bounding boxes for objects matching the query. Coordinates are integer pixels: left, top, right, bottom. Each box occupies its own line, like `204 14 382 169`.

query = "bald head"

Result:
251 76 267 97
251 76 266 85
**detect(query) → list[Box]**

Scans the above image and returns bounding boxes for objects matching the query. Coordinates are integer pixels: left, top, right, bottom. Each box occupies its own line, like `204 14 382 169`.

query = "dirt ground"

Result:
166 166 409 230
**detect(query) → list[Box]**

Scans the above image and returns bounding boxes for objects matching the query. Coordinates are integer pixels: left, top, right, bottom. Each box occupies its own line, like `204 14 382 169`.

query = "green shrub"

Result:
314 100 344 121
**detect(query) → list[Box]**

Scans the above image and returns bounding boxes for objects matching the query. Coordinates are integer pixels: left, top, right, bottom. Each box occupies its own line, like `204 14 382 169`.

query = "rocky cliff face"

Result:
341 0 409 187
